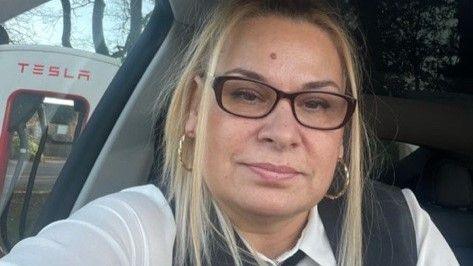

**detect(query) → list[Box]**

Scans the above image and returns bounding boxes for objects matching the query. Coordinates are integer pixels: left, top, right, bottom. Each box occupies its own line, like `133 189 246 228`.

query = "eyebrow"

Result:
302 81 341 92
221 67 342 92
222 68 267 82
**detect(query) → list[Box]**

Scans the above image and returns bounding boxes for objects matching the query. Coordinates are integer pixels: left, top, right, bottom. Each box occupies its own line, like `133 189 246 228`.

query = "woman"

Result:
1 1 458 266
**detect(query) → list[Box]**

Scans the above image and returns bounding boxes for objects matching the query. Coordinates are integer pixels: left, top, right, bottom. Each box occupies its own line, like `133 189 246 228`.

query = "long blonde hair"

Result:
160 1 368 265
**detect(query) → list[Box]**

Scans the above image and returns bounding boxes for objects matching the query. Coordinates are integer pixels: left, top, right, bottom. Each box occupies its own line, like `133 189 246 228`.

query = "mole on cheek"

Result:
270 52 277 60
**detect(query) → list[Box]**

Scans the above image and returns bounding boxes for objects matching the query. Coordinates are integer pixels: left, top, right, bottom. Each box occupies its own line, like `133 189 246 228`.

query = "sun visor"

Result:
0 0 52 23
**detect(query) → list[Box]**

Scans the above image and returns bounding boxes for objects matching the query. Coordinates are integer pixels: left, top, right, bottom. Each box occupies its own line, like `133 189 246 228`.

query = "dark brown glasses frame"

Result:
212 76 357 130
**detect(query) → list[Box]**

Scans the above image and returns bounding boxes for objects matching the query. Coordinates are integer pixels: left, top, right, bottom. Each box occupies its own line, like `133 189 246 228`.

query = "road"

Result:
4 159 65 192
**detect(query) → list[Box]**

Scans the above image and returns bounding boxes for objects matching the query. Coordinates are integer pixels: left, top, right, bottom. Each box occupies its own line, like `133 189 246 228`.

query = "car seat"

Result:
380 149 473 265
419 158 473 265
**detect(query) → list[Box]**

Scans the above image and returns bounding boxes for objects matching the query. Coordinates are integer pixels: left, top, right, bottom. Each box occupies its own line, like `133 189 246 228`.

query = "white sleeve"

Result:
0 184 176 266
402 188 459 266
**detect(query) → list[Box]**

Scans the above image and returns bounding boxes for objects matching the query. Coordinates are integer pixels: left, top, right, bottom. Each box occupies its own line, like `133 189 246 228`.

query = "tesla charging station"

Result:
0 45 119 247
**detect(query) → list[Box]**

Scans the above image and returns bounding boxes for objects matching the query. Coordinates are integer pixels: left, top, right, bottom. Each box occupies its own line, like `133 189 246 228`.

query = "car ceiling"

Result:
0 0 52 23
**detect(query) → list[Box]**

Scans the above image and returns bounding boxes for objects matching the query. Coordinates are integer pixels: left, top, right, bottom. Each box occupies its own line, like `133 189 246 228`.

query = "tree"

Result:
91 0 144 57
4 0 153 59
348 0 459 96
92 0 109 55
125 0 142 50
60 0 72 47
110 0 143 58
454 0 473 94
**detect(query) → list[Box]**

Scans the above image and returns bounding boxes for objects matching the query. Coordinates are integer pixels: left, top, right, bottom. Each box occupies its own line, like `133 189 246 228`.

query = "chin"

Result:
234 190 310 218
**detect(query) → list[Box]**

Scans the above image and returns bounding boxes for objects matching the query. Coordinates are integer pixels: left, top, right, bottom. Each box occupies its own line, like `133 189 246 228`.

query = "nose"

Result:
257 99 302 151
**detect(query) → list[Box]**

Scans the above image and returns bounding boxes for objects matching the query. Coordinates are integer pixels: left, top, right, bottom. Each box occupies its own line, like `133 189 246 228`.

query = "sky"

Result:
4 0 154 54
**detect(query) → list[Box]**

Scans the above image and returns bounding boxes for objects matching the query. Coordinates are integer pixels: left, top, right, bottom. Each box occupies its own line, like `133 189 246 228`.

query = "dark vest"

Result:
318 180 417 266
168 180 417 265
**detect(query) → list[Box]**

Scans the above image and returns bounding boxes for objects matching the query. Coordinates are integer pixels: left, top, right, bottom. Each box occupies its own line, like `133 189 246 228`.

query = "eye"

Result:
301 98 330 110
230 89 263 102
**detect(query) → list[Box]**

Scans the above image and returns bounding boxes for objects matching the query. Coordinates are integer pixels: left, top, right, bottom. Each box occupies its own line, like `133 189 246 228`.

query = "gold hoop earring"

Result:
325 160 350 200
178 135 193 171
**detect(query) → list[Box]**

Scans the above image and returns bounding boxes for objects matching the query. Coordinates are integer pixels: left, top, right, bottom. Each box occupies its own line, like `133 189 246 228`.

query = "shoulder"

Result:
400 187 429 241
367 179 403 196
69 184 176 263
368 181 459 265
360 180 418 265
93 183 169 208
84 184 173 220
364 180 417 242
400 188 459 265
70 184 175 237
365 179 411 210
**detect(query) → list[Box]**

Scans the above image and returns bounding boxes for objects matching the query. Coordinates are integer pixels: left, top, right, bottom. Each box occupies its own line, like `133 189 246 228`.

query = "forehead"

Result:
216 15 343 90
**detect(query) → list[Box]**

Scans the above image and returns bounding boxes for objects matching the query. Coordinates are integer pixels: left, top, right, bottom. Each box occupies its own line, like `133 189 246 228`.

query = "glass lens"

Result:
221 79 277 117
295 92 348 128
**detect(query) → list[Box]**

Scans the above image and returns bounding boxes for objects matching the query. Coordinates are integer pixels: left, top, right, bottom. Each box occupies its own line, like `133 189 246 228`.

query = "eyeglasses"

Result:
212 76 356 130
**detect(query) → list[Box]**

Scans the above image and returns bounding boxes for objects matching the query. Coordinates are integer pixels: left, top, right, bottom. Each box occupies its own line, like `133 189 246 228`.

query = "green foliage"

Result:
337 0 465 97
10 134 39 160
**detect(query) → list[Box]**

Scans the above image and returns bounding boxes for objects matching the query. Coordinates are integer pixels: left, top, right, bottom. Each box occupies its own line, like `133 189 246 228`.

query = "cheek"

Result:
303 130 344 191
205 104 248 157
202 104 252 189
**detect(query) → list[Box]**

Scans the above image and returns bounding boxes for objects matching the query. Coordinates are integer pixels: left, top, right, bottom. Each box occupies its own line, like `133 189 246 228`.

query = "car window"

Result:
329 0 472 179
336 0 472 100
0 0 155 252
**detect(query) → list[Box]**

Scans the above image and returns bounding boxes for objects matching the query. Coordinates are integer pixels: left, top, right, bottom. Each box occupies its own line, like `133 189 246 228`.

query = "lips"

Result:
244 162 302 181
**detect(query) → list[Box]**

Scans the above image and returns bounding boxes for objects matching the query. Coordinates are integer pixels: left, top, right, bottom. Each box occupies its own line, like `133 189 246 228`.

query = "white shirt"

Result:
0 185 459 266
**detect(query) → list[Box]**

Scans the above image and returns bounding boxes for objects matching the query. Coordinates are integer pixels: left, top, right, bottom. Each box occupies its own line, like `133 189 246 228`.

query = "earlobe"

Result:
185 109 197 138
184 75 204 139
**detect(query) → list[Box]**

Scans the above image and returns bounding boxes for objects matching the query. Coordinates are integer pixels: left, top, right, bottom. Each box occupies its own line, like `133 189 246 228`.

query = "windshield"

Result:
1 0 154 58
0 0 156 251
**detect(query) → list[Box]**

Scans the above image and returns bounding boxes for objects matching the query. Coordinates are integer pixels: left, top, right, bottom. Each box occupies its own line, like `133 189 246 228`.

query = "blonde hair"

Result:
160 1 368 265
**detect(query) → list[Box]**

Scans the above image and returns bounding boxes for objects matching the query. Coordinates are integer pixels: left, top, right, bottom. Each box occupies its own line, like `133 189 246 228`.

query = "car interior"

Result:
0 0 472 264
365 95 473 264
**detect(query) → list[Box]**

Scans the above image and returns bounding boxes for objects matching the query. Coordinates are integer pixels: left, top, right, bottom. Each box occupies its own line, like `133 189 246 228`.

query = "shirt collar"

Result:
242 205 337 266
297 205 337 266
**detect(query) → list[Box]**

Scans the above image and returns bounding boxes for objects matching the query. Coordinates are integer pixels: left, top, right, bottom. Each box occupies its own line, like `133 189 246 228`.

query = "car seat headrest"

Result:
431 160 473 208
